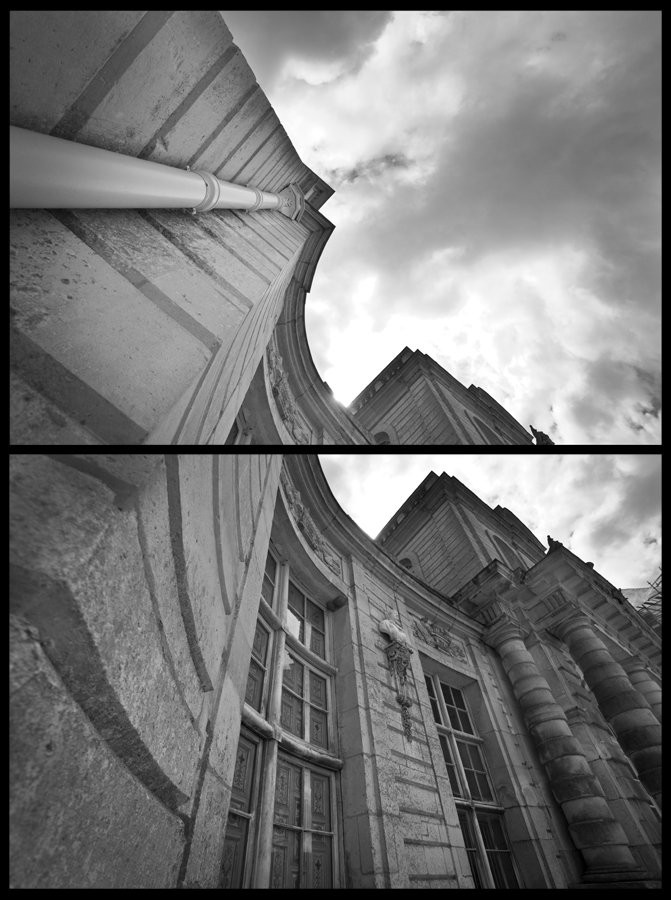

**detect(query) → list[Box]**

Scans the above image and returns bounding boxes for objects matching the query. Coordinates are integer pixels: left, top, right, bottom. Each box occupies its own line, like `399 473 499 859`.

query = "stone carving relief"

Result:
379 612 414 741
267 347 310 444
530 425 555 445
280 469 341 576
412 617 467 662
546 535 563 553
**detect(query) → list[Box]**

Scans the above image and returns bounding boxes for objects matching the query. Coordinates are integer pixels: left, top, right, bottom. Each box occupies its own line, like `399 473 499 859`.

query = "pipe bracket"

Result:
247 186 264 212
191 169 221 213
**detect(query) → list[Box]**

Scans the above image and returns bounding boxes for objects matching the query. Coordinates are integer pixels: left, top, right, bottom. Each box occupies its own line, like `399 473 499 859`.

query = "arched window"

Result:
374 431 390 445
399 558 413 570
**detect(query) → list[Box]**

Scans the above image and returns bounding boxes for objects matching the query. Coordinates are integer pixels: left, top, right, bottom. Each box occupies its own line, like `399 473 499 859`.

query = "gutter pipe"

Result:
9 125 305 221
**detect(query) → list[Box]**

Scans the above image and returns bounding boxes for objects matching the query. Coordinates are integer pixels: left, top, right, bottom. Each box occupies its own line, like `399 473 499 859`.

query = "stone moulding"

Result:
379 614 414 741
279 469 341 576
412 616 467 662
267 346 310 444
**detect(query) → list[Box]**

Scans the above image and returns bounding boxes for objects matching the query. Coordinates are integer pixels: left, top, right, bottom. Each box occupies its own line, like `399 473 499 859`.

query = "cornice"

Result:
283 455 479 634
273 262 375 445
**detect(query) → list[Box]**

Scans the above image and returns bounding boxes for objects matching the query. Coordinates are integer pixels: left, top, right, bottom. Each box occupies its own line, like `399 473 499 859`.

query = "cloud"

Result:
225 11 661 444
220 10 393 90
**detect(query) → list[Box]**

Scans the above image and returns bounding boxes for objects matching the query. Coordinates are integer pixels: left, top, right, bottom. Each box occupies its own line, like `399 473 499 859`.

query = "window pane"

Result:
440 683 454 707
252 621 269 664
448 706 461 730
245 658 264 711
477 772 493 802
288 583 304 616
262 573 275 606
469 744 484 770
265 553 277 584
275 758 302 827
458 710 474 734
283 656 304 696
310 706 328 749
221 815 249 888
310 629 325 659
458 809 484 889
487 850 519 889
307 599 324 631
271 829 301 889
425 676 441 723
457 741 472 768
281 690 303 738
311 771 331 830
465 769 479 799
221 734 257 888
287 608 304 642
452 686 466 710
439 734 461 796
309 834 332 889
310 672 327 709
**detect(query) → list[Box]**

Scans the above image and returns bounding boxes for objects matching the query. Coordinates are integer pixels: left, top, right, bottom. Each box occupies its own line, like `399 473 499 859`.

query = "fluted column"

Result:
553 615 661 809
485 617 645 883
621 659 662 724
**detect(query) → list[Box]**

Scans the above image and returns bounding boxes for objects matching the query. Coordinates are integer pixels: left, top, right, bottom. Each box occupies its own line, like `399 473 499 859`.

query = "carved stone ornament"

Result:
412 617 467 662
267 346 310 444
280 469 341 576
530 425 555 445
546 535 563 553
379 613 414 741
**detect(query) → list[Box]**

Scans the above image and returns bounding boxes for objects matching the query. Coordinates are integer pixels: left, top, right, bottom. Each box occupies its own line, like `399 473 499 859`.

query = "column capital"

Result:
483 613 525 652
548 610 593 643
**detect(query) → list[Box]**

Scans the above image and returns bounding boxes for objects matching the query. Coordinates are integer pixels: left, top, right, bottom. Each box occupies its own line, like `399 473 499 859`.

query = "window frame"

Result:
425 672 521 889
272 752 338 889
228 551 342 889
287 578 329 661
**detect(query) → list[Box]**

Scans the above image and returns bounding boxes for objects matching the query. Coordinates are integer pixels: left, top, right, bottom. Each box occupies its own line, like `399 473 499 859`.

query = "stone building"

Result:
10 454 661 888
10 11 552 446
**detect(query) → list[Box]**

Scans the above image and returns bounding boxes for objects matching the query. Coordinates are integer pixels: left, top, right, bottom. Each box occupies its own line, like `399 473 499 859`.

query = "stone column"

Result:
485 617 645 884
621 659 662 724
553 615 661 809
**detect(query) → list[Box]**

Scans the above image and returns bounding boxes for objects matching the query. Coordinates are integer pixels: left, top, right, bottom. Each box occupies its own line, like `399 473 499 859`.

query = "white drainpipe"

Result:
9 125 305 221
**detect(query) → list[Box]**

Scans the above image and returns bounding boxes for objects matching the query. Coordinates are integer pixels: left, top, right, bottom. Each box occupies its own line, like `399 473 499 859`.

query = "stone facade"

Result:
10 12 546 446
10 455 661 888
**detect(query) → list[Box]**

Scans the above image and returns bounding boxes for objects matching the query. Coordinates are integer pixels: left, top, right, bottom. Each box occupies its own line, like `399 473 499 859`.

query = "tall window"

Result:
425 674 520 889
225 547 340 888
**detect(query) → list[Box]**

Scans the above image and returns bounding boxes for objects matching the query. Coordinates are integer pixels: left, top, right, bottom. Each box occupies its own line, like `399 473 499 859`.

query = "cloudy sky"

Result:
222 11 660 444
318 454 661 594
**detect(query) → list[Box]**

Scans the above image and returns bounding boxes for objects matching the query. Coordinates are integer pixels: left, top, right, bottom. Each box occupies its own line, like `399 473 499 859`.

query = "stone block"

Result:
184 765 231 888
10 11 145 133
536 733 586 766
568 817 628 850
550 772 606 804
10 618 185 889
10 210 211 434
599 690 653 722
